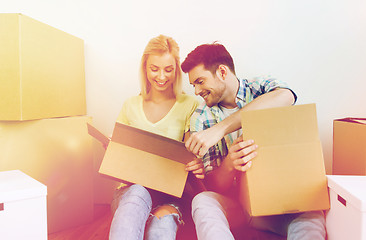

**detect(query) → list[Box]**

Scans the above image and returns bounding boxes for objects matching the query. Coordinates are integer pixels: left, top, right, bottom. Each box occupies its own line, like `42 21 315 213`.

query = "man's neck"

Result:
220 74 239 109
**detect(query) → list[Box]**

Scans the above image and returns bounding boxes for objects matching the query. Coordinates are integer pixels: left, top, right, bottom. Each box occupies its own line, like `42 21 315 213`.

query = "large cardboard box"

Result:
239 104 329 216
98 122 195 198
0 170 47 240
326 175 366 240
333 118 366 175
0 116 93 233
0 13 86 121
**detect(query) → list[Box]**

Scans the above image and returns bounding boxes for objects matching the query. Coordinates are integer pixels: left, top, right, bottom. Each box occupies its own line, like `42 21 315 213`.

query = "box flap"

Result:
327 175 366 211
0 170 47 202
334 118 366 125
87 123 110 147
111 122 194 164
242 104 319 147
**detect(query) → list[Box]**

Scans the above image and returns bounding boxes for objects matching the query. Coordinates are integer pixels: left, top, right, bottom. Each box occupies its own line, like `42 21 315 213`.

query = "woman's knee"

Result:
151 205 179 219
127 184 151 199
112 184 152 213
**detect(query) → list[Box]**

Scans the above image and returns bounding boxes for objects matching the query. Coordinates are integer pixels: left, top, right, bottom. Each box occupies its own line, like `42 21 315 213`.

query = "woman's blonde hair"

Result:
140 35 182 99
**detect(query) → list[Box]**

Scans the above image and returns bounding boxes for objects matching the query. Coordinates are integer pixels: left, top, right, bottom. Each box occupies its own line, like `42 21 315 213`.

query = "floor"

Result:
48 204 286 240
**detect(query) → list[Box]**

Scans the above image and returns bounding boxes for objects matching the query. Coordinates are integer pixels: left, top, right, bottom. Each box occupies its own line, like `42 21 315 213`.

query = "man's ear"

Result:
216 65 228 80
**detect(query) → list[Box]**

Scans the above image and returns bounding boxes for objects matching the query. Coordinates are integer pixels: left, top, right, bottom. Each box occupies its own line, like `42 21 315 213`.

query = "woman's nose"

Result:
158 70 166 80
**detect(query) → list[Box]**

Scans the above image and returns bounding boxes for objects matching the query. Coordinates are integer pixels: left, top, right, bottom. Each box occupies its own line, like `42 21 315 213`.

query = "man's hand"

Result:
185 125 226 157
185 158 205 179
225 136 258 172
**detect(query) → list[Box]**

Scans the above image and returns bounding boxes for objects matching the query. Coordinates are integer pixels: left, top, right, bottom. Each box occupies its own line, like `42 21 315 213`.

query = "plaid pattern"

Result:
190 76 296 174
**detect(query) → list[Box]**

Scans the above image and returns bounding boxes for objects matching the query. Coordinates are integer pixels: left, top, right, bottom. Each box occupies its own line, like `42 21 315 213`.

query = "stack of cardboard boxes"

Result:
0 13 94 234
326 118 366 239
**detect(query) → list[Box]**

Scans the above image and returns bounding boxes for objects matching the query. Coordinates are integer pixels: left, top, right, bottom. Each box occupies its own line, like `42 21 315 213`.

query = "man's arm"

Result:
186 88 295 157
183 131 205 179
204 136 258 193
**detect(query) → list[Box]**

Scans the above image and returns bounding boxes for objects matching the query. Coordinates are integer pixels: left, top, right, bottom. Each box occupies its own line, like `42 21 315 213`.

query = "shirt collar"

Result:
236 78 247 102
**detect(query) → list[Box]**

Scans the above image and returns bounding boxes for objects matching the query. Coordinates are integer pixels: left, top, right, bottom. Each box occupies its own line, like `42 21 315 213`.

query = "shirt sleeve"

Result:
189 104 223 174
116 101 130 125
248 75 297 102
189 103 206 133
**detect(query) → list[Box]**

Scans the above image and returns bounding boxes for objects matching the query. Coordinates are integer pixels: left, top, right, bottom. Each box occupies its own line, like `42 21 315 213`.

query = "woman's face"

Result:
146 53 176 94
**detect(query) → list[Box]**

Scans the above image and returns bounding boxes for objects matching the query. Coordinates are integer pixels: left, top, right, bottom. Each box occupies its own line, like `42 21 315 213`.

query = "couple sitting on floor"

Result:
108 35 326 240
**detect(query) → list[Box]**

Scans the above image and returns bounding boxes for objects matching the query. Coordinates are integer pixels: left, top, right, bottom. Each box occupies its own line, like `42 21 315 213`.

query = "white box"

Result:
326 175 366 240
0 170 47 240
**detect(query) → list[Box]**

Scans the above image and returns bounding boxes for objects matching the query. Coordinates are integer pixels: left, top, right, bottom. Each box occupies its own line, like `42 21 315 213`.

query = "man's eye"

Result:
150 68 158 72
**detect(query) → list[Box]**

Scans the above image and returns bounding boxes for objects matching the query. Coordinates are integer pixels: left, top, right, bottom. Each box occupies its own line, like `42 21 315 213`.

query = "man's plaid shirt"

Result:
190 76 296 174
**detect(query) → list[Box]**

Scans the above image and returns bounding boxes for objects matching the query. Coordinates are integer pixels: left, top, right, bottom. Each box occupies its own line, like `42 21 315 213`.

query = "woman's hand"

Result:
185 158 205 179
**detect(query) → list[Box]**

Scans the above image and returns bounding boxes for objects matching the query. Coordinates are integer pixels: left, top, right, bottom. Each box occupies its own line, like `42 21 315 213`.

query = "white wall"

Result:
2 0 366 174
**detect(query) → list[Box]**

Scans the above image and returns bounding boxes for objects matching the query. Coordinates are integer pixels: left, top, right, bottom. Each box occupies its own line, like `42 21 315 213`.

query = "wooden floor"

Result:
48 205 112 240
48 204 286 240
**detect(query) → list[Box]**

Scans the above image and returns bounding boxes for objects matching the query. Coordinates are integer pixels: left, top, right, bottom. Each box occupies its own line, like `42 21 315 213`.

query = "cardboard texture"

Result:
326 175 366 240
239 104 329 216
0 13 86 121
0 170 48 240
0 116 94 233
87 123 111 148
91 139 120 204
333 118 366 175
87 123 118 204
99 122 195 198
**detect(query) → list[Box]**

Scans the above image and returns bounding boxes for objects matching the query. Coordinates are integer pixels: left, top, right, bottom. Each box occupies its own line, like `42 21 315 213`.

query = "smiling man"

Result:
181 43 326 240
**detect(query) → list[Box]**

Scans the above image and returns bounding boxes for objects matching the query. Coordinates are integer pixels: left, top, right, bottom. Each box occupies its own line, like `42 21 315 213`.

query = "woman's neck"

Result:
146 89 176 103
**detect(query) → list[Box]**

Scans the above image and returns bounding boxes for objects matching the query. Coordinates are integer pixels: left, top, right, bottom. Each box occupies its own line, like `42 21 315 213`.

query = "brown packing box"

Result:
0 13 85 120
239 103 329 217
98 122 195 198
333 118 366 175
0 116 94 233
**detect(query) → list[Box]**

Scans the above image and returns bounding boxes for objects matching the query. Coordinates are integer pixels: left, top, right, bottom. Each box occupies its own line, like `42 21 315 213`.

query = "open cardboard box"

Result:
239 103 330 216
91 122 195 198
333 118 366 175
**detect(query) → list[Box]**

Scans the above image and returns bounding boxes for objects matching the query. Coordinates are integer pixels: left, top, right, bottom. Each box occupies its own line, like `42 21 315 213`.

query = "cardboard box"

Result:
333 118 366 175
239 104 329 216
87 123 119 204
0 170 47 240
98 122 195 198
326 175 366 240
0 13 86 121
0 116 93 233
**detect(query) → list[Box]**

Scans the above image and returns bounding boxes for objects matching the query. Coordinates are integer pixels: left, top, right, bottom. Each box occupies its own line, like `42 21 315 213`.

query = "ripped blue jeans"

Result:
109 184 183 240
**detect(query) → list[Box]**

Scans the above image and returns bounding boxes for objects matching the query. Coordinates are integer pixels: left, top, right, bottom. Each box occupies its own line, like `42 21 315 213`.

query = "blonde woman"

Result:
109 35 203 240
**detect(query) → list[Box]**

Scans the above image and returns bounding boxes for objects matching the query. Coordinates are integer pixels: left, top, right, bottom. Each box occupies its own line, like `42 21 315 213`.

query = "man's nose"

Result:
194 85 201 96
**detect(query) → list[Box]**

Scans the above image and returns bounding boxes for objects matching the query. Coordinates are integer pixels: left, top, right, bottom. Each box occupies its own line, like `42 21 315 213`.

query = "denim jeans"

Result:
191 191 326 240
109 184 182 240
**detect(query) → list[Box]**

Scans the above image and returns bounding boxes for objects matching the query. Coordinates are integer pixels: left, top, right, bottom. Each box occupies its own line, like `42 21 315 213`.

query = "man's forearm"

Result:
216 88 295 136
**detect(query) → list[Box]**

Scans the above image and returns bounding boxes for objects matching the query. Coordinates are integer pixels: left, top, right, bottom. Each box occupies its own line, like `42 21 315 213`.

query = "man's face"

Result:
188 64 226 107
